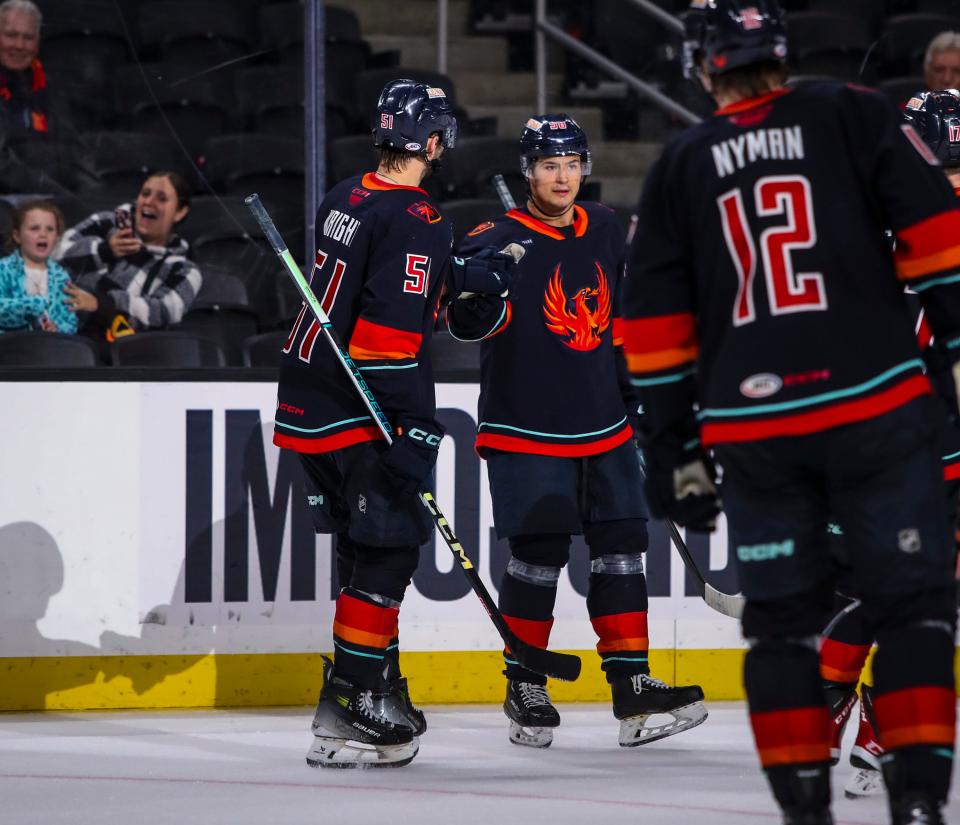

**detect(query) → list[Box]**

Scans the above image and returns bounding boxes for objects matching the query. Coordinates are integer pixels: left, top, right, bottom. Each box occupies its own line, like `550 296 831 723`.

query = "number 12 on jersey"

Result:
718 174 827 326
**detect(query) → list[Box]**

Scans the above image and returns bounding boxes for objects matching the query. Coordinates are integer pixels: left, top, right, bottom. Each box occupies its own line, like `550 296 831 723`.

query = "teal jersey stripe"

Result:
700 360 925 419
600 655 648 663
276 415 371 434
479 416 628 440
333 641 386 660
358 362 418 371
911 272 960 293
630 368 696 387
943 450 960 462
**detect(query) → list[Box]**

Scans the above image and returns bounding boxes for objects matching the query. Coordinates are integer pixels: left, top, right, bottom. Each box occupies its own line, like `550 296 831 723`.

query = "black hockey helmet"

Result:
902 89 960 168
682 0 788 80
372 78 458 154
519 114 592 176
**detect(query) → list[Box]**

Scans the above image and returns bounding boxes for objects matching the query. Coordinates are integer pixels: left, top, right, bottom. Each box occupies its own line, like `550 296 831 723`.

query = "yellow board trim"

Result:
5 647 955 712
0 649 746 712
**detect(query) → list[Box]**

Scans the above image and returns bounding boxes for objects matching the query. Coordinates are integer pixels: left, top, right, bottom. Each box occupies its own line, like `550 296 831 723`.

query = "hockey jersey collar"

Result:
361 172 428 194
506 205 589 240
715 87 792 117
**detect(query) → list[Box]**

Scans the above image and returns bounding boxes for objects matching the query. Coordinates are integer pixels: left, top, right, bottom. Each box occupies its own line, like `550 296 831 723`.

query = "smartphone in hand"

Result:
114 207 132 232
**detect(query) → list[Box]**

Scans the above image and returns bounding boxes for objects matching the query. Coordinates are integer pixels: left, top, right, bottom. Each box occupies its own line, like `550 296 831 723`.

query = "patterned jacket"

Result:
0 250 78 333
54 205 202 331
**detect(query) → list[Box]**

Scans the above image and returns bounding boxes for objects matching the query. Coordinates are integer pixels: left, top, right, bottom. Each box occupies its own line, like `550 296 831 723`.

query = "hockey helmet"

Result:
682 0 788 80
519 114 592 176
372 78 458 154
902 89 960 168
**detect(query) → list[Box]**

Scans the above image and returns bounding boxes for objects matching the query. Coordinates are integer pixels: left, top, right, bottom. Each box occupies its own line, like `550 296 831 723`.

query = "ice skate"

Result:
305 657 418 769
889 796 945 825
373 675 427 736
824 683 856 765
849 685 883 771
844 767 883 799
612 673 708 747
504 679 560 748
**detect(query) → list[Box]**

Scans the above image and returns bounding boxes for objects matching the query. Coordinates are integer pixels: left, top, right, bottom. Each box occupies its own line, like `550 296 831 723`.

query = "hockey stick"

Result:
492 174 517 210
636 462 744 619
245 194 582 682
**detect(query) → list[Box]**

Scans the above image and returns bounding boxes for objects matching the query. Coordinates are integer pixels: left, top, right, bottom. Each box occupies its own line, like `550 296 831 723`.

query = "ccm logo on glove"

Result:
407 427 442 448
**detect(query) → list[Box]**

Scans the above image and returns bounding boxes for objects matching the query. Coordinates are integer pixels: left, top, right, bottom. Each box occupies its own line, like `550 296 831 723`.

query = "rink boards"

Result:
0 380 749 711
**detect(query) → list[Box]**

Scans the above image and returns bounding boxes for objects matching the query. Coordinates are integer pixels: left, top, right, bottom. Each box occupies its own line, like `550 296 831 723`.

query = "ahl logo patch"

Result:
407 200 442 224
467 221 495 236
542 262 611 352
740 373 782 399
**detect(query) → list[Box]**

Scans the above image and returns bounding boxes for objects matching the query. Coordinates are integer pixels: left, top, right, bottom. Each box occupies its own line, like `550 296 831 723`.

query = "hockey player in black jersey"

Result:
819 87 960 803
274 78 514 768
624 2 960 823
446 115 706 749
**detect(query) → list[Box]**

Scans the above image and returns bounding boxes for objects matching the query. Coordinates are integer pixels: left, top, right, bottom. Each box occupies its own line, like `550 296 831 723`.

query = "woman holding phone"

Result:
55 171 201 339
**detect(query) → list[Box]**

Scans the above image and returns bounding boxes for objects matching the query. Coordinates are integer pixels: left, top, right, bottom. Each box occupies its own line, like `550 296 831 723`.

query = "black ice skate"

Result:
305 657 418 769
504 679 561 748
889 796 945 825
373 675 427 737
611 673 708 747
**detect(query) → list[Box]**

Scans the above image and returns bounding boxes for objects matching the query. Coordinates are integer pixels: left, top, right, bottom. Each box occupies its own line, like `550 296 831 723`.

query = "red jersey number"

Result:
718 174 826 326
403 254 431 295
283 247 347 364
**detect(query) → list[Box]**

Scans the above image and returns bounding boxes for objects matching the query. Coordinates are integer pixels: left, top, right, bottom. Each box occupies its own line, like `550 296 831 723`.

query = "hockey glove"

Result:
448 243 524 298
642 441 720 532
380 417 445 498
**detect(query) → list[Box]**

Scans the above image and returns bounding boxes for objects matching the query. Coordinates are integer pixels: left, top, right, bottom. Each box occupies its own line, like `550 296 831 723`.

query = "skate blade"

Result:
305 735 419 769
508 721 554 748
844 767 884 799
618 701 708 747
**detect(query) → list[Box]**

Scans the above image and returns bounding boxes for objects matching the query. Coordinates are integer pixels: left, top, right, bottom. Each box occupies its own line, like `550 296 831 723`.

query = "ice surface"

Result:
1 703 956 824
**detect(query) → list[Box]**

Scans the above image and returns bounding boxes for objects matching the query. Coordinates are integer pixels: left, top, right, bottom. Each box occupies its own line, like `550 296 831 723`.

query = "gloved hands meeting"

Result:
448 243 524 298
379 417 445 498
642 438 720 532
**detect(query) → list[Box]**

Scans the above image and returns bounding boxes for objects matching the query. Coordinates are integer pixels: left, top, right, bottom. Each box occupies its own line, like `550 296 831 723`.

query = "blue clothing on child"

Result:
0 250 78 333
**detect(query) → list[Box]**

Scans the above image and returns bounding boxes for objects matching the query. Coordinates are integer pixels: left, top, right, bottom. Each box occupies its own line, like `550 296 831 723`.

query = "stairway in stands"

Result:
334 0 660 207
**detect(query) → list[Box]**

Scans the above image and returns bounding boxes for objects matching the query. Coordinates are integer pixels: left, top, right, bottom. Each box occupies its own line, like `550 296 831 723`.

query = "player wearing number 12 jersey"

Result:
623 2 960 823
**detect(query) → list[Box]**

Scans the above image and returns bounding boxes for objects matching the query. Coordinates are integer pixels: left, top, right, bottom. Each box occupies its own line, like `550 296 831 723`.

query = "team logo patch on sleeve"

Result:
542 261 611 352
407 201 443 224
467 221 495 236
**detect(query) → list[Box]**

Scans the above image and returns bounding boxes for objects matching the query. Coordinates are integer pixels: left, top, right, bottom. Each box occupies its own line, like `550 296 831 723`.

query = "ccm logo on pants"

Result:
737 540 795 563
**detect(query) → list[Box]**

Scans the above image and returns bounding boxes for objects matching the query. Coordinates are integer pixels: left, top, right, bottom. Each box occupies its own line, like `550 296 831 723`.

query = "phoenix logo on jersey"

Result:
542 262 611 351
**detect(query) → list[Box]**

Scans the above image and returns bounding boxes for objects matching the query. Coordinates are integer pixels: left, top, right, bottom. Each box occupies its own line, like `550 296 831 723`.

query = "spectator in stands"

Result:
0 0 46 136
0 200 77 333
55 172 202 339
925 31 960 91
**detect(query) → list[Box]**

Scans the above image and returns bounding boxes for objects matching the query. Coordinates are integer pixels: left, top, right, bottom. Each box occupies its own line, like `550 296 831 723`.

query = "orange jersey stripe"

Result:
626 346 699 373
274 425 383 454
596 637 649 653
476 424 633 459
360 171 427 194
612 316 625 347
895 210 960 280
332 621 394 649
757 743 832 768
819 639 871 685
349 317 422 361
880 723 956 750
505 206 589 240
701 375 931 446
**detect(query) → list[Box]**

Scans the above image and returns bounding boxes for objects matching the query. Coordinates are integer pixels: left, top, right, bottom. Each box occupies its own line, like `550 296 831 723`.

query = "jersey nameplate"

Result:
711 126 805 178
322 209 361 246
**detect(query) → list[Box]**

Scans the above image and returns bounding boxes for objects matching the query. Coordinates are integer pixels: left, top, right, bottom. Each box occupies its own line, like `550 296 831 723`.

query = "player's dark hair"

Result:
711 61 787 101
377 144 417 174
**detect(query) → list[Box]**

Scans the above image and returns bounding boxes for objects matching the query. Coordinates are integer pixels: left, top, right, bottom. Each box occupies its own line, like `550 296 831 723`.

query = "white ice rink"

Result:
4 702 959 825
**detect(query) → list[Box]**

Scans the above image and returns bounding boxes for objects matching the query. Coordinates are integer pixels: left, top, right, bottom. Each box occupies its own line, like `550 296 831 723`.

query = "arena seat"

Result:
0 332 99 367
328 135 376 184
433 136 520 200
139 1 253 64
202 135 305 207
172 306 260 365
242 330 288 367
110 331 226 367
877 75 927 107
786 12 872 61
235 66 305 137
80 131 189 196
883 13 960 76
194 264 249 306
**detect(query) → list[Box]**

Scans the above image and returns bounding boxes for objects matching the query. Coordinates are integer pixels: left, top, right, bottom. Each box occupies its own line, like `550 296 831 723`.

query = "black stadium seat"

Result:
139 1 253 64
110 331 226 367
328 135 376 184
785 12 871 61
883 14 960 76
0 332 99 367
194 263 250 306
235 66 305 136
242 330 288 367
878 76 927 108
80 131 189 196
172 306 260 365
202 135 305 207
259 2 306 64
434 136 519 200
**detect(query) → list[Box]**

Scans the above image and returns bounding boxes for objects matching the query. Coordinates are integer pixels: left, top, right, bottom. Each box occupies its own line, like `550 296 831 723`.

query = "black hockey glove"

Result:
642 439 720 533
379 417 445 498
448 244 523 298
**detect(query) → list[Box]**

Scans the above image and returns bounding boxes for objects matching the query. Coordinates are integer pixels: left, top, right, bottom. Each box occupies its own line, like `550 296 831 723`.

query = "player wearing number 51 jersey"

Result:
623 2 960 824
273 78 511 770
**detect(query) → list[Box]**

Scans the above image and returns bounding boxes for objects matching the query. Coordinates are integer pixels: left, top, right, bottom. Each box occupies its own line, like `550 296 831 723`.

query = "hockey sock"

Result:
872 619 956 802
381 625 401 684
746 638 831 776
587 555 649 681
499 535 567 685
332 587 401 689
820 594 872 686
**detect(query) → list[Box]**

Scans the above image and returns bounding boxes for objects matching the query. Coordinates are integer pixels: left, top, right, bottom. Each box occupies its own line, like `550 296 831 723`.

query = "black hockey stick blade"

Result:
510 635 582 682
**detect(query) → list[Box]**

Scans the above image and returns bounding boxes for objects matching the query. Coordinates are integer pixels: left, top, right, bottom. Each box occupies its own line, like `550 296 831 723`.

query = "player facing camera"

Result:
519 115 591 222
372 77 457 179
